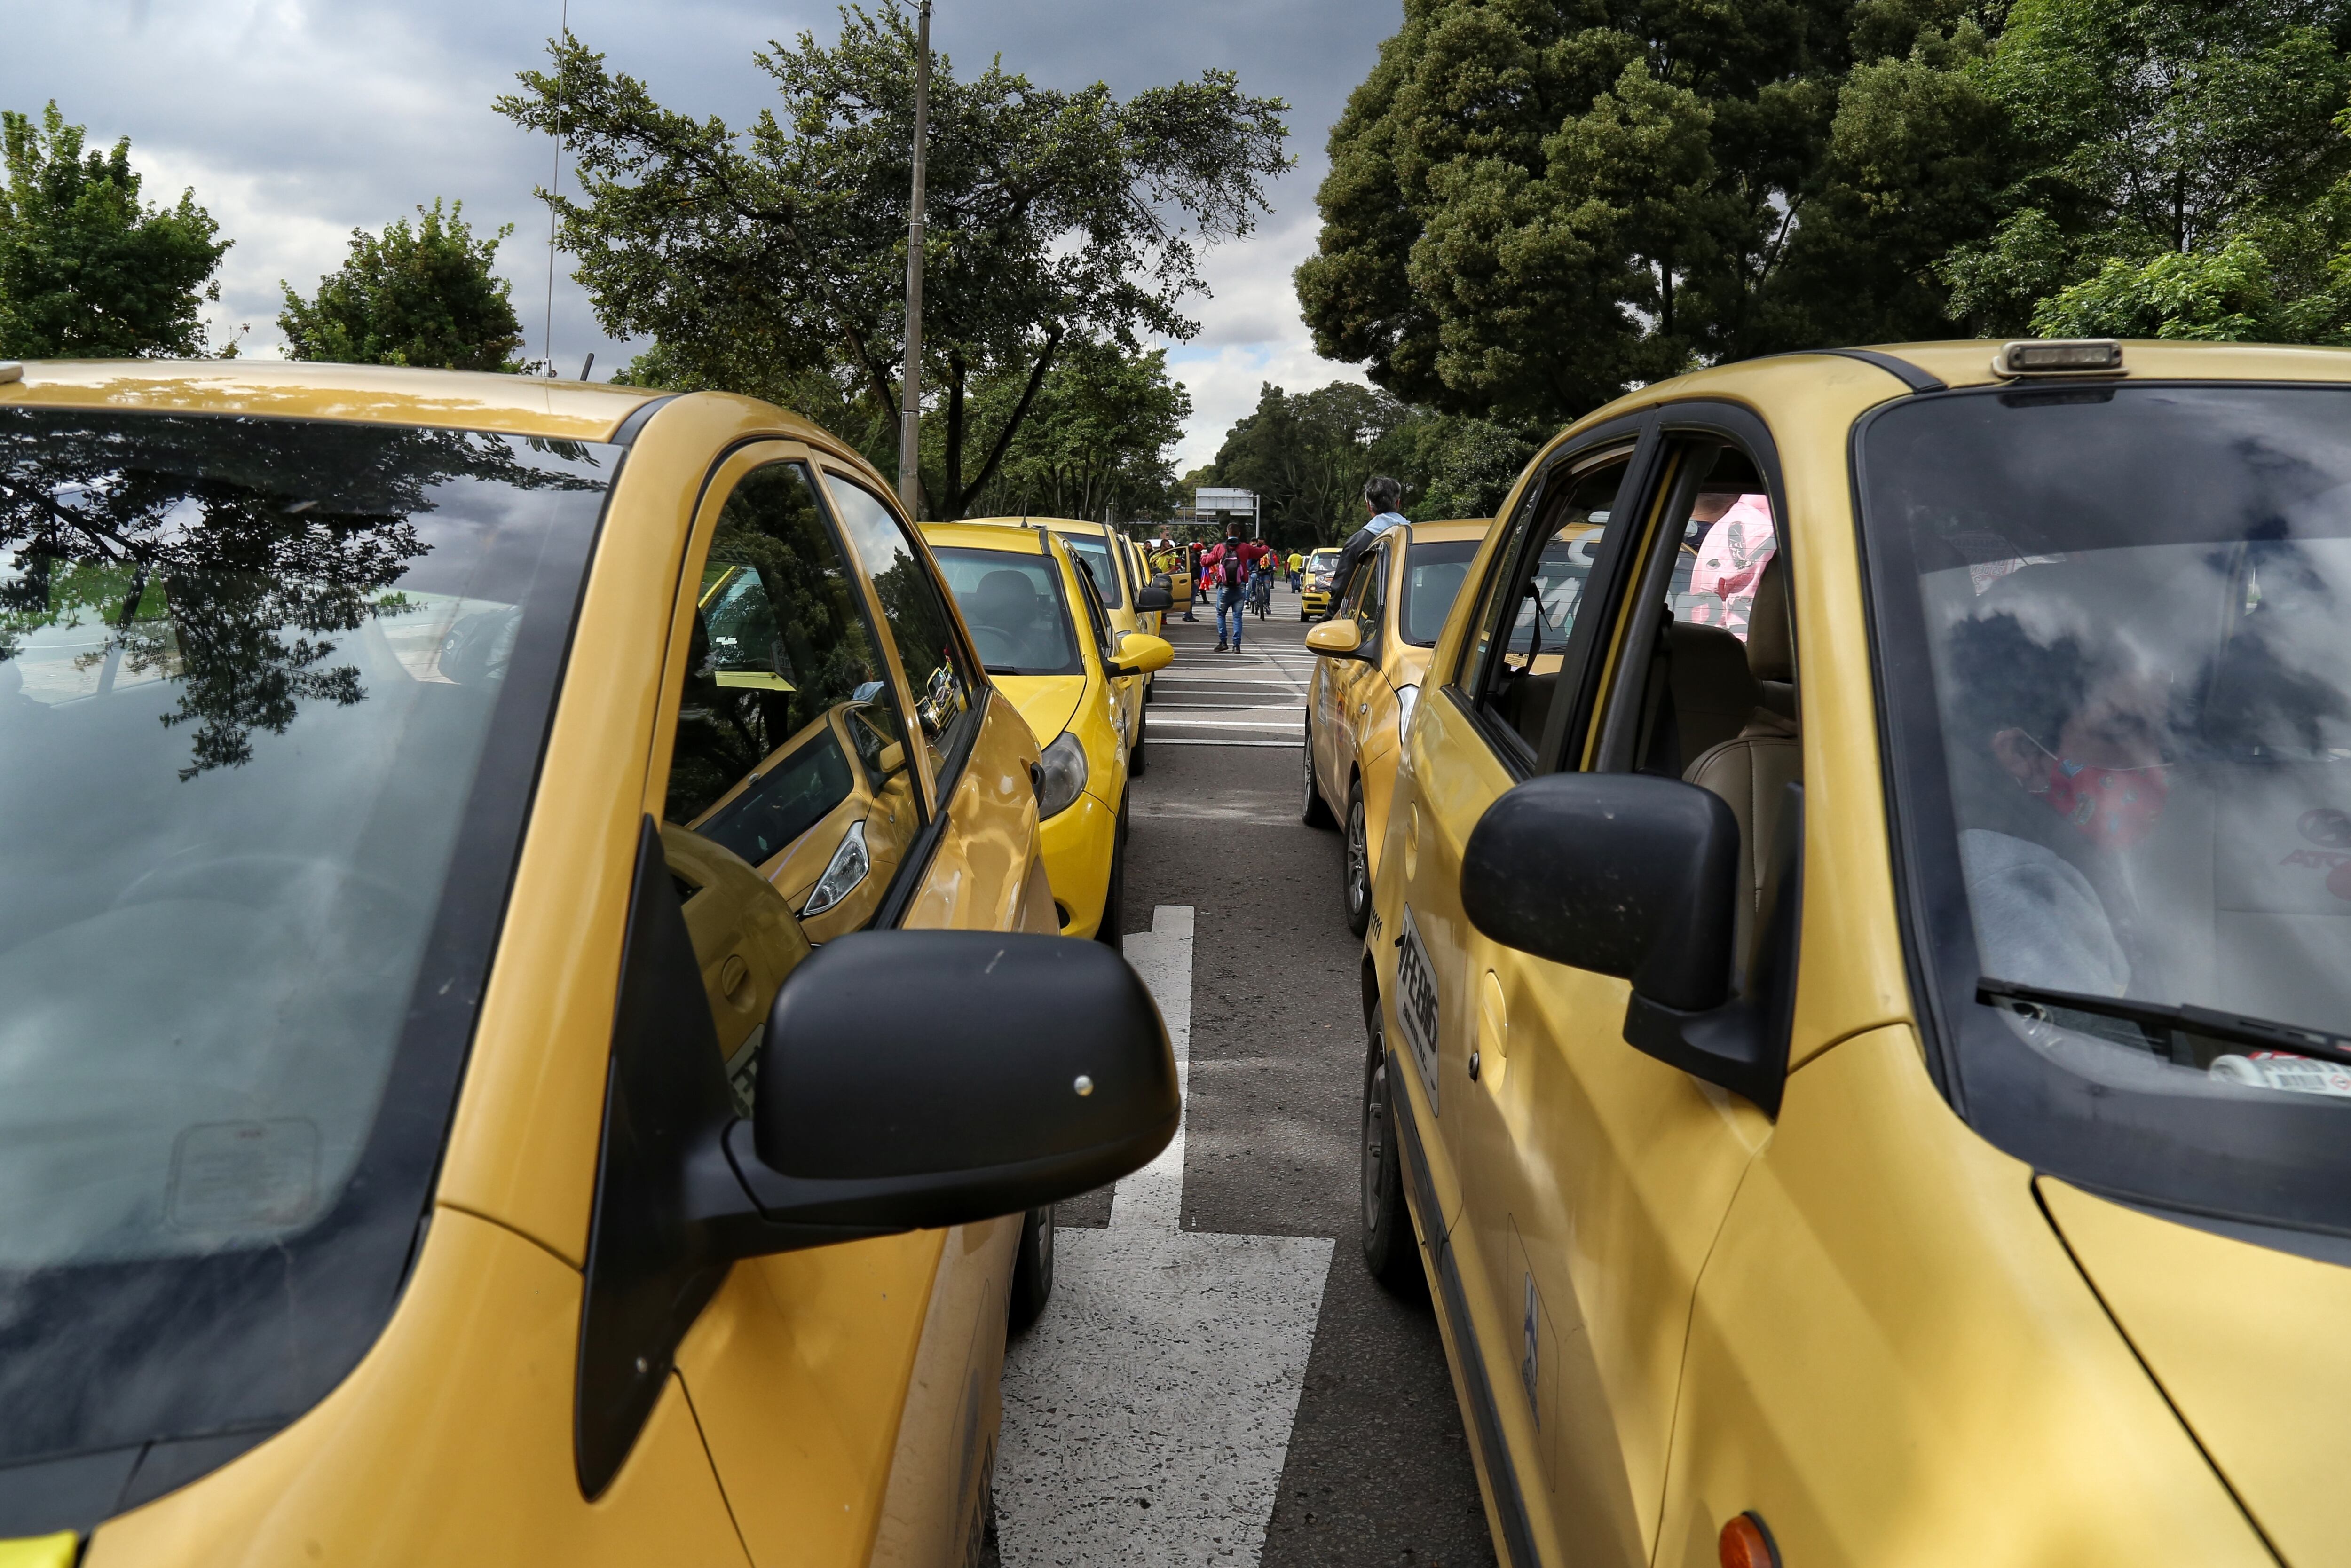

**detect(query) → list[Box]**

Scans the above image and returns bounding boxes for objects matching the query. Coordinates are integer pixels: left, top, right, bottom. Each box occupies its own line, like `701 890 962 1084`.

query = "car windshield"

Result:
1057 530 1124 608
931 547 1082 675
0 408 611 1475
1398 538 1481 646
1309 551 1338 580
1861 383 2351 1236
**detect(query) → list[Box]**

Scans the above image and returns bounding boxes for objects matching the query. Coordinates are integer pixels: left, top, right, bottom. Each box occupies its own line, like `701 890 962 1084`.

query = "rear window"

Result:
1398 537 1481 646
931 547 1083 675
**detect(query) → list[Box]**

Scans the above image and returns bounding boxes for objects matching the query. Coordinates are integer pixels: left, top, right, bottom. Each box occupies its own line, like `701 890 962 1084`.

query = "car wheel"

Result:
1361 1010 1424 1294
1302 716 1337 829
1130 702 1148 776
1344 781 1372 936
1009 1204 1056 1329
1096 790 1128 946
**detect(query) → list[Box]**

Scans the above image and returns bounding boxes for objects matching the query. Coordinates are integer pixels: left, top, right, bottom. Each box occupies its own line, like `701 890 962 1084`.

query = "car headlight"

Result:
800 818 870 918
1396 682 1419 745
1036 730 1088 818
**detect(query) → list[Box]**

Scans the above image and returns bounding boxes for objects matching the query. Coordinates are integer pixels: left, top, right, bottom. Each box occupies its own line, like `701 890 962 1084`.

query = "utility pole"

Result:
896 0 933 516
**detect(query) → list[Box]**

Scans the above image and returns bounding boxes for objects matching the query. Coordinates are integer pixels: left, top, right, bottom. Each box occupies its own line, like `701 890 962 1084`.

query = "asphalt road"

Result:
993 583 1497 1568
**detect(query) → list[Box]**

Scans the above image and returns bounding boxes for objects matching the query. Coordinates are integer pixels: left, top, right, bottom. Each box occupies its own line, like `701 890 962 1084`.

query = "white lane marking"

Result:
997 906 1334 1567
1148 738 1303 748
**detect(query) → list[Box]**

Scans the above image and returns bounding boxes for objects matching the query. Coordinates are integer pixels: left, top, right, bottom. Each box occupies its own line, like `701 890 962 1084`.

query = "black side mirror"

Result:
1135 583 1173 612
1460 773 1798 1114
576 819 1176 1494
723 930 1177 1237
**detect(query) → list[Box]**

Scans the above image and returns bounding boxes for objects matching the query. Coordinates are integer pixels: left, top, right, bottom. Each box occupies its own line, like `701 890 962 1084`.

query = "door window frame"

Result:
647 440 937 925
1582 402 1794 776
1444 411 1659 776
812 462 990 814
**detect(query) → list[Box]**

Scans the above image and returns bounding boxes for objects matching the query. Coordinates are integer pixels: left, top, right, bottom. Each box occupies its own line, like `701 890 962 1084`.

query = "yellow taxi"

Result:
1146 539 1193 618
1300 519 1489 935
0 360 1178 1565
1300 545 1341 620
994 516 1175 759
920 521 1171 944
1117 529 1168 638
1362 340 2351 1568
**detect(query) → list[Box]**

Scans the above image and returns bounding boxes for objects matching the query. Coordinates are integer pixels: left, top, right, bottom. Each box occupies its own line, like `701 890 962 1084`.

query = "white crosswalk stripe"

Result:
1145 606 1319 749
996 906 1334 1566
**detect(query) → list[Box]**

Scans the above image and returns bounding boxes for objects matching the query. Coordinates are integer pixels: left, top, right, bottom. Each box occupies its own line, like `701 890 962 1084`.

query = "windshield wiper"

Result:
983 664 1022 676
1977 977 2351 1069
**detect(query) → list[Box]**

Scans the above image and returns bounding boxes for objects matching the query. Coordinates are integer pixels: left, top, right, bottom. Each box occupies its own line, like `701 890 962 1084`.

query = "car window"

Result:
1399 537 1482 646
821 475 984 779
1060 529 1125 609
932 547 1085 676
1068 546 1115 663
1462 449 1631 758
1862 383 2351 1237
1347 539 1389 653
0 408 611 1474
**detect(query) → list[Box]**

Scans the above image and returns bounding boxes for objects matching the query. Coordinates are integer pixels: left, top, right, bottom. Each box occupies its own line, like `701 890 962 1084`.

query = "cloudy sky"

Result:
0 0 1398 468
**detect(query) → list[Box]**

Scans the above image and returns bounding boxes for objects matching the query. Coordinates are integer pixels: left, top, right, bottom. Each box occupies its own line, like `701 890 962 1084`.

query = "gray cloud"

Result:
0 0 1396 460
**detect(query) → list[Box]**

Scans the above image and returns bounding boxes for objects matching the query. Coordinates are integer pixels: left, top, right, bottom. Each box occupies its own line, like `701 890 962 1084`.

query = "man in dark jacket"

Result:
1326 474 1408 612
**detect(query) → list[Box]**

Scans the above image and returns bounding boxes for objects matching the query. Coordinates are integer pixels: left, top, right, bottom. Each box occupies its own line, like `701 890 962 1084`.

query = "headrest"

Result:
973 569 1039 624
1747 552 1793 683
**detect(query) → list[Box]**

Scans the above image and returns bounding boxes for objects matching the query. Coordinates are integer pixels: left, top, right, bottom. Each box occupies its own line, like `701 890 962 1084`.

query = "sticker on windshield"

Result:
169 1119 319 1231
1396 905 1442 1114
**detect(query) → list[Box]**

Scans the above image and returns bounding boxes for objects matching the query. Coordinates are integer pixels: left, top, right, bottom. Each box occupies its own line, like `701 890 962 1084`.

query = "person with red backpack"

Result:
1203 524 1269 652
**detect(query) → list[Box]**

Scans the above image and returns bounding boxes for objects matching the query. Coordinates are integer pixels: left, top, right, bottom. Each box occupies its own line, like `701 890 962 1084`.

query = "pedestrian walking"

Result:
1286 549 1304 592
1203 523 1270 652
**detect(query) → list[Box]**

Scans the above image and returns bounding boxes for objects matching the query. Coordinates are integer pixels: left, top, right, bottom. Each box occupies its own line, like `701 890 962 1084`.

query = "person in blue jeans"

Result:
1205 523 1263 652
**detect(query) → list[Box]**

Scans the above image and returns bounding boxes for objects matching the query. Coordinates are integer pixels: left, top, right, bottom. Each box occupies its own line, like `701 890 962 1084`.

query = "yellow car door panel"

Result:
903 692 1047 935
614 444 1024 1565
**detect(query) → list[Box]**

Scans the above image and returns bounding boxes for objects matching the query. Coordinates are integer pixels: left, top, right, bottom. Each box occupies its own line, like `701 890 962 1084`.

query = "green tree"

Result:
957 340 1191 523
1208 382 1411 548
278 200 528 370
496 3 1289 517
0 102 231 359
1939 0 2351 335
1298 0 1961 427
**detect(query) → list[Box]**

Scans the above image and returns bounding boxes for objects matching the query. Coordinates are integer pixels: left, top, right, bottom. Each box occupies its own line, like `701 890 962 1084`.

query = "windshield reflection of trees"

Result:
0 413 603 777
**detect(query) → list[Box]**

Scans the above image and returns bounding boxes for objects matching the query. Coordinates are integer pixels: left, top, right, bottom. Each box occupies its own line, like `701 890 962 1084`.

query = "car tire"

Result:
1096 790 1128 946
1009 1205 1056 1329
1344 781 1372 937
1361 1009 1424 1295
1130 703 1148 776
1302 716 1337 829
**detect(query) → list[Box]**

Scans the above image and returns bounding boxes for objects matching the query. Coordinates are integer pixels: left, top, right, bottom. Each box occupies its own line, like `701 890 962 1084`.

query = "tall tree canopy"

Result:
0 102 231 359
497 3 1289 517
1942 0 2351 338
278 200 529 371
1302 0 2351 422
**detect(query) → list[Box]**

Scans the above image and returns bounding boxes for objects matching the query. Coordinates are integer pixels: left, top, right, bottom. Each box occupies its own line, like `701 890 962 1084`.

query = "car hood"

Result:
991 673 1086 749
2040 1177 2349 1567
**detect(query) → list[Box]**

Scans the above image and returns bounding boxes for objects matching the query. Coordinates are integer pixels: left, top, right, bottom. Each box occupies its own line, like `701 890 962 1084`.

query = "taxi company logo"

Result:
2300 808 2351 847
2283 808 2351 900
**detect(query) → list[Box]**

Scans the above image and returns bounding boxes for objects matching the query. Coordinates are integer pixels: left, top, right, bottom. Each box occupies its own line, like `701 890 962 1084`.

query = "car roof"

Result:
0 358 671 442
1404 519 1491 541
919 519 1050 555
1583 338 2351 420
964 515 1107 537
